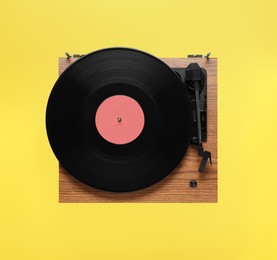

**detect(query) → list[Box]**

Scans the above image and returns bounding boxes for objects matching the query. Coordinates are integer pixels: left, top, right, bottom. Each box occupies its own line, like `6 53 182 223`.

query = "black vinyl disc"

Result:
46 48 193 192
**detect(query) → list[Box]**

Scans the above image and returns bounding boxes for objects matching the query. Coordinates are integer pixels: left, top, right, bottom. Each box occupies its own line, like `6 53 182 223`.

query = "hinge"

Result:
65 52 86 59
187 52 211 59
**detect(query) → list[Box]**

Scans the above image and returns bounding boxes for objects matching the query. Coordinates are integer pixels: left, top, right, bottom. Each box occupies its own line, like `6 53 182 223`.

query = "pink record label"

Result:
95 95 145 144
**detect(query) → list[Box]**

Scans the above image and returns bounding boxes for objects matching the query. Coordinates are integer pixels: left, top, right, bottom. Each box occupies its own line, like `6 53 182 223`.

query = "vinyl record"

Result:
46 47 193 192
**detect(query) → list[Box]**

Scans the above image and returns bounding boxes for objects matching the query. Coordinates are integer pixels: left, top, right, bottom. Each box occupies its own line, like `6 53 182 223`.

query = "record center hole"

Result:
117 117 122 123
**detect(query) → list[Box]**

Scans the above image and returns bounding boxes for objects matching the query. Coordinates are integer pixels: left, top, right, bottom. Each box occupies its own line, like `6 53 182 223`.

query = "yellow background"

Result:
1 0 277 259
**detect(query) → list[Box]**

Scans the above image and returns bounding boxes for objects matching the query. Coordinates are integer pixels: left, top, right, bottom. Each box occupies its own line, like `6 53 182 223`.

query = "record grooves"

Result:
46 48 193 192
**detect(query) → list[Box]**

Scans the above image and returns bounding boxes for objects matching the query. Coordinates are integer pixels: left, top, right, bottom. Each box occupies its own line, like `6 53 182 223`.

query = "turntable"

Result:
46 48 217 202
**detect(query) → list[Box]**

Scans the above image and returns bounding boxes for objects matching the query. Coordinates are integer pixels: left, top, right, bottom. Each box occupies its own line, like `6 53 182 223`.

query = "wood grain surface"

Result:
58 57 217 203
